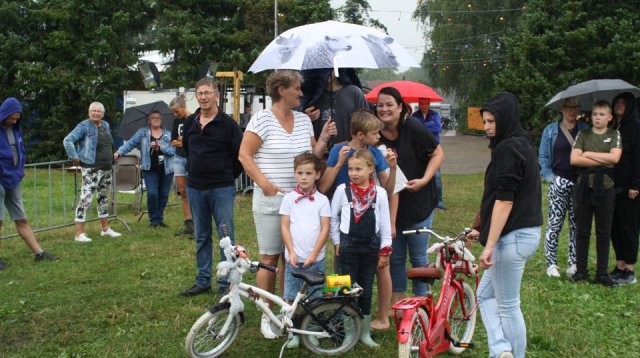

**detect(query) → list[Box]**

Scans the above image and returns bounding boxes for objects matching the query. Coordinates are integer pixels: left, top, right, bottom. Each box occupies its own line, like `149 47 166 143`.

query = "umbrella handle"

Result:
333 54 344 77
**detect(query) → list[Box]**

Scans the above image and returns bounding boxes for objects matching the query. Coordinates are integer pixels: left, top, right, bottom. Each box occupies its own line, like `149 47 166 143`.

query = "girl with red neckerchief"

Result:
329 148 392 348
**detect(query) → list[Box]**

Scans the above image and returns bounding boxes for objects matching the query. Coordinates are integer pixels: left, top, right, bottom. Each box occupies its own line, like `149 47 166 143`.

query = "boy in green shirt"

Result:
570 100 622 287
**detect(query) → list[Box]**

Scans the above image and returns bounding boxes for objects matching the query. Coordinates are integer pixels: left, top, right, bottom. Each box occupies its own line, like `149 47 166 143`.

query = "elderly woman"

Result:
238 70 334 339
375 87 444 306
63 102 122 242
114 110 175 228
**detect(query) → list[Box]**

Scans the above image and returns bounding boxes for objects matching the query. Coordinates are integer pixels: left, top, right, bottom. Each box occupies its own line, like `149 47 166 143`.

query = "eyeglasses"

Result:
196 91 215 98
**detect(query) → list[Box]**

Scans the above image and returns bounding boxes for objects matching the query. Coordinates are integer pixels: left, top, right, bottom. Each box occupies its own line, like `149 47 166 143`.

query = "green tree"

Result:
333 0 387 32
414 0 525 105
152 0 333 88
495 0 640 130
0 0 153 161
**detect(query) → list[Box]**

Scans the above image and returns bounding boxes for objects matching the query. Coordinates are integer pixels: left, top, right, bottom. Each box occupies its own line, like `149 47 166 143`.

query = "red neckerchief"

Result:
294 185 316 203
349 179 376 223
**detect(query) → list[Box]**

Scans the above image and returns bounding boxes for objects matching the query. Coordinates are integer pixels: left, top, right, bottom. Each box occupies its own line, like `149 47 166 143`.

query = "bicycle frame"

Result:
213 282 335 339
393 229 479 357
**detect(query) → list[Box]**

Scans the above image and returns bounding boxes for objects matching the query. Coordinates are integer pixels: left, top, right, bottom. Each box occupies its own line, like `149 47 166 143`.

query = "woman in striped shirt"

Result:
238 70 335 338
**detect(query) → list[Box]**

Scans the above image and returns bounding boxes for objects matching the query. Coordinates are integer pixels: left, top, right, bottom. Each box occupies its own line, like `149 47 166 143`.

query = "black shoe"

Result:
609 267 625 280
157 222 168 228
179 284 211 297
569 271 589 283
593 274 618 287
0 258 6 271
612 270 636 285
149 223 158 228
437 203 448 210
35 251 60 262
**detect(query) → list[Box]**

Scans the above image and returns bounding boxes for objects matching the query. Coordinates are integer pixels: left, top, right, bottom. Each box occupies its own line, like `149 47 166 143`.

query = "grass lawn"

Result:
1 173 639 357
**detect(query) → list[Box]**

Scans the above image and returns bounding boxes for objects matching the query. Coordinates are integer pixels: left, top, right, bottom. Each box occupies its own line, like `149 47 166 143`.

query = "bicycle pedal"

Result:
453 342 474 349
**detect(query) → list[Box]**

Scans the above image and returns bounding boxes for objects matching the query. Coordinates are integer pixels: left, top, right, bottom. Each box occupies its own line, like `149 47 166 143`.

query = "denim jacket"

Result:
63 119 112 165
538 120 588 183
116 126 175 175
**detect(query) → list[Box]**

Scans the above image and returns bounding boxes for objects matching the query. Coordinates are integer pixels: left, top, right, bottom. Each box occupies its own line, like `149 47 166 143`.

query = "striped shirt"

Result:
245 109 314 192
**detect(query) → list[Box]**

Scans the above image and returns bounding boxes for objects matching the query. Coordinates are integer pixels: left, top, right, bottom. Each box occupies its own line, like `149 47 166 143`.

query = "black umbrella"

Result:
117 101 174 140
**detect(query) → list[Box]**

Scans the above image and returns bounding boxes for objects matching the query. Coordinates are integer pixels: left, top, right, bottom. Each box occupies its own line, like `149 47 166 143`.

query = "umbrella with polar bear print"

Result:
247 20 420 73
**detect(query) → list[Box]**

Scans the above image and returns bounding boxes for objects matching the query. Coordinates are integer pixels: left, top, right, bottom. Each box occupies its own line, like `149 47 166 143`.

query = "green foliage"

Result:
494 0 640 130
0 0 152 160
414 0 526 106
152 0 333 88
333 0 387 32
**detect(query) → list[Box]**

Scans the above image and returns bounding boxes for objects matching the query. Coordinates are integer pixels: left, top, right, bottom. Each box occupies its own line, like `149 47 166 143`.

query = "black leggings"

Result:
611 191 640 265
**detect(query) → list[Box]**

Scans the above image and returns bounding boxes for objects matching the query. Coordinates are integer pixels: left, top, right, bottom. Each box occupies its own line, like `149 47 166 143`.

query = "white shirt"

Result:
330 184 392 249
245 109 314 192
279 190 331 262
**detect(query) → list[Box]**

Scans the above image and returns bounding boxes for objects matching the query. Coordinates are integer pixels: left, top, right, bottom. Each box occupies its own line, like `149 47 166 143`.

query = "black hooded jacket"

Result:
612 92 640 190
478 93 542 245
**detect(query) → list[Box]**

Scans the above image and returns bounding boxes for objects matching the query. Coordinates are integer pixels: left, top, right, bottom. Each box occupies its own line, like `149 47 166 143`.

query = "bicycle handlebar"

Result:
251 261 279 273
402 227 471 243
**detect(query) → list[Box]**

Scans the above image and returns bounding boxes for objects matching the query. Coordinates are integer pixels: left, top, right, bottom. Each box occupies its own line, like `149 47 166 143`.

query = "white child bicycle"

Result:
185 235 364 357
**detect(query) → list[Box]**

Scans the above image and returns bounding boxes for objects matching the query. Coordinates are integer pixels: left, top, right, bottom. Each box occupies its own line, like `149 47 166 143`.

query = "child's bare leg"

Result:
371 265 391 329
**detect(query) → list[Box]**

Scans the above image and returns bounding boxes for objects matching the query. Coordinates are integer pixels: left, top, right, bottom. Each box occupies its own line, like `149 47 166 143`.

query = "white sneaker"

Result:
566 264 577 276
75 233 92 242
546 265 560 277
260 314 276 339
498 352 514 358
100 228 122 237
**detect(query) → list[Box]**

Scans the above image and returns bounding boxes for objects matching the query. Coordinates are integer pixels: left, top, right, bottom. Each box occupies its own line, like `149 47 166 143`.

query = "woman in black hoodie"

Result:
610 92 640 285
468 92 542 358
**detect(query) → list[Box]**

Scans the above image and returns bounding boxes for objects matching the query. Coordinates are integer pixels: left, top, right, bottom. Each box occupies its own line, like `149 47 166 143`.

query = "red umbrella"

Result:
365 80 444 103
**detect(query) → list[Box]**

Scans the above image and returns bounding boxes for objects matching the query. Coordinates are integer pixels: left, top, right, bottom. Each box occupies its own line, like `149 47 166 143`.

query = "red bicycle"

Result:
393 228 478 358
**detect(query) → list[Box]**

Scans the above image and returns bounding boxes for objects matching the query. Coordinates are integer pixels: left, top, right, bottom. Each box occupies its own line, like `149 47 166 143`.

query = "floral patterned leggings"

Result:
75 167 112 222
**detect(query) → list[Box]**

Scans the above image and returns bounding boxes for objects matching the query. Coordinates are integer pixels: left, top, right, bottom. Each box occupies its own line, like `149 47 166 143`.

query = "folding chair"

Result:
113 150 144 215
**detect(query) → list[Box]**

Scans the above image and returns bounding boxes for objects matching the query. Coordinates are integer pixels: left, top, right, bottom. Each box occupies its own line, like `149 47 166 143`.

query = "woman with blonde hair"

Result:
239 70 335 338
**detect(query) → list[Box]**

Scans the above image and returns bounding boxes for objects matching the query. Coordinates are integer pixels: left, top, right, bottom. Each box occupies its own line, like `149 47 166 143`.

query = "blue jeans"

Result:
435 169 444 206
143 170 174 225
284 260 325 301
477 226 540 358
390 211 434 296
187 185 236 289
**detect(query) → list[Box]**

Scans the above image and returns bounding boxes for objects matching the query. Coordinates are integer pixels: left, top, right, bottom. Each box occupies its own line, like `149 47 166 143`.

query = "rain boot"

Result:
286 335 299 349
343 315 356 345
360 315 378 348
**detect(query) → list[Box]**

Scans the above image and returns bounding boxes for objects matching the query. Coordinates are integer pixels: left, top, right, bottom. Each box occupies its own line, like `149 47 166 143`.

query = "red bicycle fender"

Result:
394 296 428 344
396 308 416 343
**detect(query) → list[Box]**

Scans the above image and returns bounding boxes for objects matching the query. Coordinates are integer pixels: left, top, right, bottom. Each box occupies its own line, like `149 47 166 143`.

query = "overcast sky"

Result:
330 0 426 63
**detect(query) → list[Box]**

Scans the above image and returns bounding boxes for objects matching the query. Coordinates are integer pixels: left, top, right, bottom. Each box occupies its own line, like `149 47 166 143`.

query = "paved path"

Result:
439 135 491 175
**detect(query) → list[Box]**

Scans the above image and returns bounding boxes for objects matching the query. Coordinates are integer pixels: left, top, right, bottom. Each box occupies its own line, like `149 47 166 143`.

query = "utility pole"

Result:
274 0 278 38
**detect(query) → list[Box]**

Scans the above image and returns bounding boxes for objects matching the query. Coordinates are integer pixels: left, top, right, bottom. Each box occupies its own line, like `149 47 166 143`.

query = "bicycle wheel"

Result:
185 305 242 358
398 308 429 358
447 282 476 354
299 302 362 355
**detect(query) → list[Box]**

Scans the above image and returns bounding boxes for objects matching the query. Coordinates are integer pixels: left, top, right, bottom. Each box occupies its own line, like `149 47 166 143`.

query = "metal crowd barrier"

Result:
1 161 253 240
0 160 130 240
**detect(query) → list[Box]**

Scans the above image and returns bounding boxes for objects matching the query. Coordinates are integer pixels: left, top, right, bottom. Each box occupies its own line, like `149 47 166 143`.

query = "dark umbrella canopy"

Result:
545 79 640 112
117 101 174 140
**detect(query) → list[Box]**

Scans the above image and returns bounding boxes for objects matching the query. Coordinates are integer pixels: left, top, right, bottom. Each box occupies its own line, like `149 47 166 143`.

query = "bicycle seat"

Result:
407 264 442 280
291 270 325 286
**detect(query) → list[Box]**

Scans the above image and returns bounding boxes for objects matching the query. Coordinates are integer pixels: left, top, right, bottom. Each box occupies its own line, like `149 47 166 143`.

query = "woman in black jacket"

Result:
468 92 542 358
610 92 640 285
